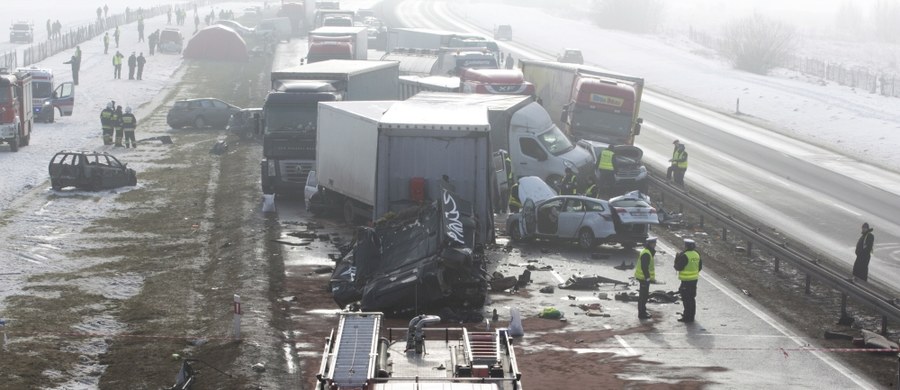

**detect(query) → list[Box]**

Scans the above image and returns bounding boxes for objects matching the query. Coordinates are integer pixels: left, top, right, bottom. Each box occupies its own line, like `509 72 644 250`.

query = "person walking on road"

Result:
113 105 124 147
112 51 123 79
635 237 657 320
852 222 875 281
100 102 115 145
667 140 688 186
103 32 110 54
127 52 137 80
674 238 702 323
136 53 146 80
121 107 138 148
194 13 200 34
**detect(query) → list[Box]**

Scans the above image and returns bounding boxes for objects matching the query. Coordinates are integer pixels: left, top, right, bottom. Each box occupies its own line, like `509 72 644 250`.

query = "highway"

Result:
392 0 900 295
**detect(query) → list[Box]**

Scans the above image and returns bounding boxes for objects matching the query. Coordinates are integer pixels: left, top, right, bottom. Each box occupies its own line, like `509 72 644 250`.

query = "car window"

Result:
212 100 228 109
201 100 215 108
187 101 201 109
611 198 650 208
584 200 605 212
519 137 547 160
564 199 584 212
173 101 189 109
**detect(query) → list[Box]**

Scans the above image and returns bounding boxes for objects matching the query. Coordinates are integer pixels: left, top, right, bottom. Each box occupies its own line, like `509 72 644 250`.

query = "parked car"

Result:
167 98 241 129
10 21 34 43
226 107 262 139
577 140 649 193
557 49 584 65
158 28 183 54
48 151 137 190
507 177 658 249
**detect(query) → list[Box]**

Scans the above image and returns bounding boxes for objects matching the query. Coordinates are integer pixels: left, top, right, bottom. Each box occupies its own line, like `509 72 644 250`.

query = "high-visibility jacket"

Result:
505 155 514 182
678 250 701 281
672 149 688 169
110 112 121 129
100 108 114 130
597 149 615 171
563 173 577 195
584 183 599 198
113 54 122 66
508 183 521 209
634 248 655 280
121 113 137 130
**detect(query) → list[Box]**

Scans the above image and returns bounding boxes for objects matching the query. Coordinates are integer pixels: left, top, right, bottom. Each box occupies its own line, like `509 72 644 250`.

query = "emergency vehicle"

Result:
0 69 34 152
17 67 75 123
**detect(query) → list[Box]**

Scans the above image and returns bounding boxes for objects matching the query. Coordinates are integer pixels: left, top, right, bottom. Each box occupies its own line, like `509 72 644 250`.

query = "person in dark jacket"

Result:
852 223 875 281
136 53 146 80
634 237 657 319
127 52 137 80
63 55 80 85
121 107 137 148
113 105 124 146
100 102 115 145
148 29 159 56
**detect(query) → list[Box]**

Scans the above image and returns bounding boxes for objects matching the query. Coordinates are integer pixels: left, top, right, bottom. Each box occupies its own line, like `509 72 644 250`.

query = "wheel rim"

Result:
579 230 593 249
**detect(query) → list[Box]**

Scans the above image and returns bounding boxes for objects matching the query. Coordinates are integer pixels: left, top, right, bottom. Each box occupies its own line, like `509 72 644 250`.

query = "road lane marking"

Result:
830 202 862 216
614 335 637 356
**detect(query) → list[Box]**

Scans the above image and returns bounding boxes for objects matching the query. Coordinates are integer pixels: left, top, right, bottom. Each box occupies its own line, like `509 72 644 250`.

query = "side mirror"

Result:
634 123 641 136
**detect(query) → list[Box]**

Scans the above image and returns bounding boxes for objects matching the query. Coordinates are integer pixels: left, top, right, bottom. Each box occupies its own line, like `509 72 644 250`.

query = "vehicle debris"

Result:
558 274 629 290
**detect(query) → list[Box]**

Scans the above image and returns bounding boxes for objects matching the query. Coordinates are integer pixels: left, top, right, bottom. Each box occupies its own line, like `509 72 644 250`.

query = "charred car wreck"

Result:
330 189 488 316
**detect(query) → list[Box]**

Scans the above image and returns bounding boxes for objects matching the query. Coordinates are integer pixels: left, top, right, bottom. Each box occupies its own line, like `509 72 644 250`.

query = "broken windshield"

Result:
537 126 574 156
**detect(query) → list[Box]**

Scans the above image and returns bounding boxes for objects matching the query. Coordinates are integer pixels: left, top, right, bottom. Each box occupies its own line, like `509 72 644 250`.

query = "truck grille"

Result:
279 161 314 184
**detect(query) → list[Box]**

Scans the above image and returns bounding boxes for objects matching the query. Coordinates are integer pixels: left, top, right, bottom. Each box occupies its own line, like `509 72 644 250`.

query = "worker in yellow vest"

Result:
667 140 688 186
634 237 657 320
508 181 521 213
674 238 702 323
597 144 615 196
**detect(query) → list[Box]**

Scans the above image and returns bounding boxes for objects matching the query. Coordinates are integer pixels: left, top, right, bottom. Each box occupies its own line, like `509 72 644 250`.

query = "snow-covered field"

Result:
456 0 900 172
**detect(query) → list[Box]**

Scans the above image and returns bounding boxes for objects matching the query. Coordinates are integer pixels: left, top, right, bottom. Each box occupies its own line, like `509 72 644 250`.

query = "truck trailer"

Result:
314 100 495 244
308 26 368 60
386 28 499 56
519 59 644 145
381 48 497 77
261 60 399 195
0 69 34 152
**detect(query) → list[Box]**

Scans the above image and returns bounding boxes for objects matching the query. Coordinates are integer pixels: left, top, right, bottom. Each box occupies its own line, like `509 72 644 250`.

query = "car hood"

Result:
518 176 557 205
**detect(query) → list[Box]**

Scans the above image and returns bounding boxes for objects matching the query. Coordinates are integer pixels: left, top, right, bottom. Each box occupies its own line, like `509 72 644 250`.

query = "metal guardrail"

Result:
649 174 900 333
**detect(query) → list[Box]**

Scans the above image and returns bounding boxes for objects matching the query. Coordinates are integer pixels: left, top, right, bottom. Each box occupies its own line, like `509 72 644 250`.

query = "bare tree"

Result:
591 0 665 34
873 0 900 43
719 13 797 75
835 0 864 39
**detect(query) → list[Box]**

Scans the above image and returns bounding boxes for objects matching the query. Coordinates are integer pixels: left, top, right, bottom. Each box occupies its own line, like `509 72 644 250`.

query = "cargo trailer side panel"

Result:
519 60 577 130
347 65 400 100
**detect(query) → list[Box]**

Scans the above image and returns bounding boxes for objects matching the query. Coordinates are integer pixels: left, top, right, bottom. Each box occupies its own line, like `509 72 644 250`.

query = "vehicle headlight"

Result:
267 160 277 176
43 101 51 106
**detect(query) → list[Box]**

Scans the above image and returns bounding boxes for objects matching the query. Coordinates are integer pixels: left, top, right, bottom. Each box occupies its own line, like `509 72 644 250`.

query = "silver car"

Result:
507 177 659 249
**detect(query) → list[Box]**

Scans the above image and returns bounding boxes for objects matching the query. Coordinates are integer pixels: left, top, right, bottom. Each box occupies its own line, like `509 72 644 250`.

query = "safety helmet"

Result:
645 237 657 245
125 107 132 114
684 238 696 249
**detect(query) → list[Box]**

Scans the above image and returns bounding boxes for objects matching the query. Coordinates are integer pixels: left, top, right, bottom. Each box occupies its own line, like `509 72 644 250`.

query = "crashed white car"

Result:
507 177 659 249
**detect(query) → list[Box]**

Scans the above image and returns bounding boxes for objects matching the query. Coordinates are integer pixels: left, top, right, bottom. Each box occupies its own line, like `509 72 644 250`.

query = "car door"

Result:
582 199 616 238
535 198 563 236
556 198 588 238
211 100 230 126
52 82 75 116
103 154 128 187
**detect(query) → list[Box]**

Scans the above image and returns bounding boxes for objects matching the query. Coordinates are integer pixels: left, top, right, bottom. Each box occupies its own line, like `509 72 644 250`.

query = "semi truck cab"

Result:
460 68 534 95
561 75 641 145
261 81 340 194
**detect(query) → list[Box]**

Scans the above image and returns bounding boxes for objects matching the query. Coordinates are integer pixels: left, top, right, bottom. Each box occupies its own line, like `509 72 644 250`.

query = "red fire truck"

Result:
0 69 34 152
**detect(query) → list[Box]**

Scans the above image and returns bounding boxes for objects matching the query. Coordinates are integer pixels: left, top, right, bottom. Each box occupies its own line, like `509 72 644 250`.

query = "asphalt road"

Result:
393 0 900 296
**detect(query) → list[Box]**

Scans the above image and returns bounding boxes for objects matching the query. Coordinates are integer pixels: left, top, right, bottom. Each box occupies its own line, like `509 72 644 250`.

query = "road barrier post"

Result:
805 274 812 294
774 256 780 273
699 215 704 228
746 241 753 257
838 294 853 326
722 227 727 241
882 315 888 335
232 294 242 340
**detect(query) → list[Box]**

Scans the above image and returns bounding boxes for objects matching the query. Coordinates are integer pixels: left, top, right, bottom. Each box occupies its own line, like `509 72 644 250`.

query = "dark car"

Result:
167 98 241 129
10 22 35 44
158 28 183 54
49 151 137 191
226 107 262 139
558 48 584 65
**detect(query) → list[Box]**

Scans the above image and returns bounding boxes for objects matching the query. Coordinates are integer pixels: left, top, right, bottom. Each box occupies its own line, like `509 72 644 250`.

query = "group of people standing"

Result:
46 19 63 40
635 237 702 322
99 102 138 148
112 51 147 80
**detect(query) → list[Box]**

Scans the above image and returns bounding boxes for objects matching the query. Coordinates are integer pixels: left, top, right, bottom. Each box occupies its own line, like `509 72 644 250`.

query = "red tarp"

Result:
183 26 248 62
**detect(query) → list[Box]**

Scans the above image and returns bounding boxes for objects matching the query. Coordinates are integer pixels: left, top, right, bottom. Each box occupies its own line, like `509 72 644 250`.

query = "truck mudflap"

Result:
330 190 487 313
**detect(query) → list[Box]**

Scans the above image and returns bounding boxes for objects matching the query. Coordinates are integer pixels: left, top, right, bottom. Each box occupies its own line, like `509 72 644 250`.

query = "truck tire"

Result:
21 131 30 146
343 199 355 225
48 108 55 123
9 133 19 152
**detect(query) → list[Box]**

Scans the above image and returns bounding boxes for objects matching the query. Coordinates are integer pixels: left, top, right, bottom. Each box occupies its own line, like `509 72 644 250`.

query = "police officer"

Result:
597 144 615 195
635 237 657 319
121 107 137 148
668 140 688 186
561 167 577 195
112 51 123 79
112 105 124 147
508 180 521 213
674 239 702 323
583 176 601 199
100 102 115 145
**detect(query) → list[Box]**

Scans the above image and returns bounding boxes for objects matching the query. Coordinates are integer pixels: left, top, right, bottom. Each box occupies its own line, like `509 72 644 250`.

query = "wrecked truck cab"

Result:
48 150 137 191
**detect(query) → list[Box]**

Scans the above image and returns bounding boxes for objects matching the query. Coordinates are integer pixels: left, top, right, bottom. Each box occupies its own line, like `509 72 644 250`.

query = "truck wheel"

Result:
9 134 19 152
343 200 355 225
21 132 30 146
578 228 595 250
48 108 55 123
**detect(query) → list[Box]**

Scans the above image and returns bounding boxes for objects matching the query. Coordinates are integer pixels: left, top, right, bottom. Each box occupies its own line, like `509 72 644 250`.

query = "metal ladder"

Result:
328 312 382 387
466 330 499 366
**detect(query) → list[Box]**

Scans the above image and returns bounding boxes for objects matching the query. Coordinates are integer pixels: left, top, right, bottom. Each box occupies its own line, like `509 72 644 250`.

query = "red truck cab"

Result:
563 75 640 144
460 68 534 95
0 69 34 152
307 35 354 63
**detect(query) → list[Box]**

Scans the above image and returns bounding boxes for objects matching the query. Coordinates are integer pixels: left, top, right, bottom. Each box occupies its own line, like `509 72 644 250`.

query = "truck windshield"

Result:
0 89 10 103
537 126 575 156
570 106 632 138
32 81 52 99
264 104 318 133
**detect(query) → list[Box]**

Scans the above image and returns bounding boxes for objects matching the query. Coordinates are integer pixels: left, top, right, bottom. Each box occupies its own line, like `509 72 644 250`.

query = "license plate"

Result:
630 212 647 217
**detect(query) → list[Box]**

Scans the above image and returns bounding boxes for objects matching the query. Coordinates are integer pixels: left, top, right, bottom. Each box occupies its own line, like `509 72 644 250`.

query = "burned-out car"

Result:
48 151 137 190
330 189 487 316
